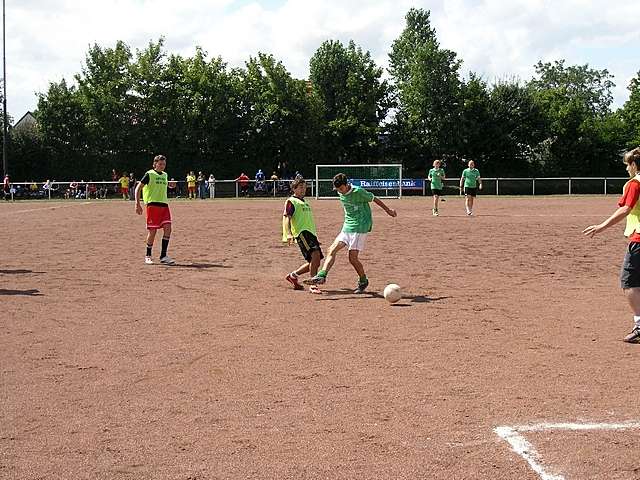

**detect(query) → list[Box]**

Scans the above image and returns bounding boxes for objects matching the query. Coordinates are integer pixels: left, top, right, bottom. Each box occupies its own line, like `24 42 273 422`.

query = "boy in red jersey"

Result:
584 147 640 342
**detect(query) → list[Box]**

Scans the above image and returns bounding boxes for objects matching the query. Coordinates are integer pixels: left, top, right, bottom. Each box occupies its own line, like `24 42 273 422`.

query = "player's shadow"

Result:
0 269 45 274
319 289 383 299
0 288 43 296
317 290 449 306
173 263 232 269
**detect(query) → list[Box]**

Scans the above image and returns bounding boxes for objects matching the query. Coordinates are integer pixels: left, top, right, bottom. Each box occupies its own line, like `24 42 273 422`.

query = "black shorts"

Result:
464 187 477 197
621 242 640 289
431 188 443 196
296 231 324 262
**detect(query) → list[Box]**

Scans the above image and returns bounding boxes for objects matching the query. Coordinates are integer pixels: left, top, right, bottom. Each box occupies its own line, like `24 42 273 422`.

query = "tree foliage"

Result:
310 40 391 164
388 8 462 169
7 9 639 180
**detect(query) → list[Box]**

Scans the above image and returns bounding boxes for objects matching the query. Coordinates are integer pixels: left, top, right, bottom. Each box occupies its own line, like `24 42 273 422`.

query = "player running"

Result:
460 160 482 216
305 173 397 294
428 159 446 216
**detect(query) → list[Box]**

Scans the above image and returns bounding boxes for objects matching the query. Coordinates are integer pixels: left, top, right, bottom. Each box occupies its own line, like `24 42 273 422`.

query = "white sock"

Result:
634 315 640 328
290 272 298 278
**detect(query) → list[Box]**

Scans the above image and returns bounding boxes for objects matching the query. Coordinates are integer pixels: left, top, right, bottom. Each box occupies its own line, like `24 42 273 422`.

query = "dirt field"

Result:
1 195 639 479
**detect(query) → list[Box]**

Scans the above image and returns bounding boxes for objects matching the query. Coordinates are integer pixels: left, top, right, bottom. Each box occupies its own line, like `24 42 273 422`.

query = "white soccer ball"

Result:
383 284 402 303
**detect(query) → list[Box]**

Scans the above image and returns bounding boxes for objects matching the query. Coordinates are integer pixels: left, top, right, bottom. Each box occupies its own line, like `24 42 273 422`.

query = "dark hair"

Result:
332 173 348 188
624 147 640 167
290 177 306 190
153 154 167 164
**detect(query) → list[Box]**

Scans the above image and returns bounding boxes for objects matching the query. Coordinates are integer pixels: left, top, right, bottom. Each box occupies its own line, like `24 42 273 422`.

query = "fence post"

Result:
532 178 536 196
235 182 238 198
496 178 499 196
569 178 572 195
604 178 607 195
422 180 426 196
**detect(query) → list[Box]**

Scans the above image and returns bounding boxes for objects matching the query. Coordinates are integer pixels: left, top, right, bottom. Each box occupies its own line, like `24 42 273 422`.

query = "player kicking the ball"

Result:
135 154 175 265
282 177 323 294
305 173 397 294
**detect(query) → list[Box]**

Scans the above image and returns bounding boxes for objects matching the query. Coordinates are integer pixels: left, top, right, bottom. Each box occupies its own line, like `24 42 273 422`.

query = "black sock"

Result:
146 244 152 257
161 237 170 257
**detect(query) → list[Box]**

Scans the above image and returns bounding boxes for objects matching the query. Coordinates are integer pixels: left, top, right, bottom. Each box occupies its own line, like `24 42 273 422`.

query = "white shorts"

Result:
336 232 367 251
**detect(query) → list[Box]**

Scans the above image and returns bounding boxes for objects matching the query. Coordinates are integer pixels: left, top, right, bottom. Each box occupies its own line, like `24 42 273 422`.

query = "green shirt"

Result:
429 168 445 189
340 186 375 233
462 168 481 188
142 169 168 204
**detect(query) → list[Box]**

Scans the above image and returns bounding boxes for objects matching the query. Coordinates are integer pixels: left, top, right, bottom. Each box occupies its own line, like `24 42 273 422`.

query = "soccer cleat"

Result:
144 256 154 265
354 278 369 294
303 275 326 285
623 328 640 343
309 285 322 294
285 274 304 290
467 211 473 216
160 256 176 265
433 209 439 216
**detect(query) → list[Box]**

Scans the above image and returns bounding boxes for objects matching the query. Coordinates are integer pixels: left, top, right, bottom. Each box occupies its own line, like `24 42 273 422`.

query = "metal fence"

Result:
2 177 629 201
2 179 313 201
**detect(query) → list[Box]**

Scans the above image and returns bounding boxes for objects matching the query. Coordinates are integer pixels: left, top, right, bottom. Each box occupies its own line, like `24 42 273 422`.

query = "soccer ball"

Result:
383 284 402 303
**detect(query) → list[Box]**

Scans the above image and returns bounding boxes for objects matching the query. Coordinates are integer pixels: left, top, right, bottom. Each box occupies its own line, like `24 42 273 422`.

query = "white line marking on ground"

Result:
0 202 92 215
495 421 640 480
516 421 640 432
494 427 564 480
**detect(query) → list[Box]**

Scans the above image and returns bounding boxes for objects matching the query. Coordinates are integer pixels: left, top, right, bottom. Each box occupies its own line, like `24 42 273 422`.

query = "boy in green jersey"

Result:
305 173 397 294
459 159 482 216
282 178 323 294
135 155 175 265
428 159 446 216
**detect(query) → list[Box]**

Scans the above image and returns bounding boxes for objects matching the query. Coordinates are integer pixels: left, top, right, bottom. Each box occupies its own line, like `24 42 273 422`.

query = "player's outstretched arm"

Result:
134 182 144 215
478 176 483 190
583 205 631 237
373 197 397 217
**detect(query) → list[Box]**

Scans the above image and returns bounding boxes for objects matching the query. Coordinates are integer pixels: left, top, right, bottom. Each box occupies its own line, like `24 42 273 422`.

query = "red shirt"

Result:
236 174 249 186
618 179 640 243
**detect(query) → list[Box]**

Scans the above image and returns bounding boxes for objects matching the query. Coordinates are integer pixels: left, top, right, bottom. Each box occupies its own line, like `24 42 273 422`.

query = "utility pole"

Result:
2 0 7 177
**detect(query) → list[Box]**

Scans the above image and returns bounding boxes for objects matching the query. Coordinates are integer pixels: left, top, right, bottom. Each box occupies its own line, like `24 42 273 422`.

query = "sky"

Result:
5 0 640 121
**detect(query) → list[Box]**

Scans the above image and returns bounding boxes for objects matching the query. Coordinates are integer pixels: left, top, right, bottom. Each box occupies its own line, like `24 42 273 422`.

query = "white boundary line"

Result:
494 421 640 480
0 201 92 216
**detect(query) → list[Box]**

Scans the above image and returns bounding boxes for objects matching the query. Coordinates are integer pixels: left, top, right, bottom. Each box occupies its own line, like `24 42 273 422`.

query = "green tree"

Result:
238 53 322 178
528 60 620 175
37 79 91 178
310 39 391 164
621 71 640 147
76 40 136 170
388 8 462 172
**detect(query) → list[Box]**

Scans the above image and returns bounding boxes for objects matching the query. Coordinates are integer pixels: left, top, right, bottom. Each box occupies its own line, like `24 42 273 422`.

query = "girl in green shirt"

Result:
428 159 446 216
459 160 482 216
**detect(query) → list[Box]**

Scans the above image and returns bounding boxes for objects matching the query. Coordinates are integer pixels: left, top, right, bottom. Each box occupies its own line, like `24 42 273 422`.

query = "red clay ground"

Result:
1 195 639 479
